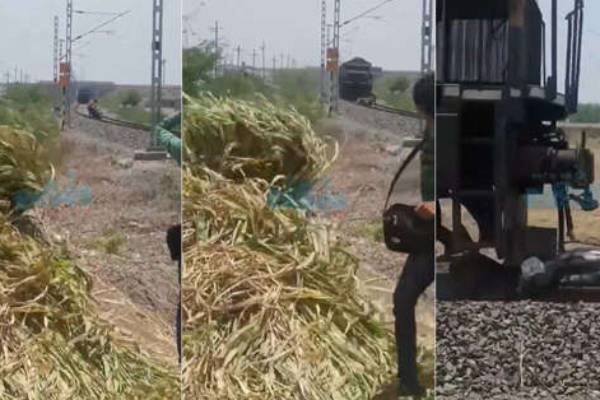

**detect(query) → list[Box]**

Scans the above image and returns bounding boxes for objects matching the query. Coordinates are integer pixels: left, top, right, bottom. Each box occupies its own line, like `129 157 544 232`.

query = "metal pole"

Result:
54 16 59 83
550 0 557 97
213 21 219 78
150 0 164 145
329 0 340 114
260 41 266 79
65 0 73 127
320 0 327 103
421 0 433 74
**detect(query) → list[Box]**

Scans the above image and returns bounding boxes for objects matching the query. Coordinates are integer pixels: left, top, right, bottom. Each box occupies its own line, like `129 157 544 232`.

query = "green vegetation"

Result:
354 220 385 243
571 103 600 123
121 89 142 107
0 85 59 141
373 74 416 111
91 229 127 255
183 43 323 122
100 89 152 125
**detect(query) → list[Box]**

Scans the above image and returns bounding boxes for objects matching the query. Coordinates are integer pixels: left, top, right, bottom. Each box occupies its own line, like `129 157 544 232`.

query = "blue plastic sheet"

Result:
12 170 93 211
267 179 347 213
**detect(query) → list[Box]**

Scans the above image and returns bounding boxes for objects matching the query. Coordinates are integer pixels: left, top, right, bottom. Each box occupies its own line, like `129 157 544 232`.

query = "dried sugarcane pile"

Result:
182 94 396 399
0 126 54 207
0 124 179 399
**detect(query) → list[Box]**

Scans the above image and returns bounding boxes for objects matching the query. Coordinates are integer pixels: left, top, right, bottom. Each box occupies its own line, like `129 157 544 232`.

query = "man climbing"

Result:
393 73 434 397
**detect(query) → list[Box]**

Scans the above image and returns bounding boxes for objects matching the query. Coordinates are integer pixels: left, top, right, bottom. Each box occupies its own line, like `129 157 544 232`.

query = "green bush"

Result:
120 90 142 107
0 85 59 141
571 103 600 123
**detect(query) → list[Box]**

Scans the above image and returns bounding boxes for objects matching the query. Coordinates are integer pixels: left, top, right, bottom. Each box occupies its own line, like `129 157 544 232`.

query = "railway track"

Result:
349 98 422 120
75 108 150 131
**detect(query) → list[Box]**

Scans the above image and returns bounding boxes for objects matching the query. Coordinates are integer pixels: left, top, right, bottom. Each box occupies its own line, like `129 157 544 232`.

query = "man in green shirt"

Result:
393 73 434 397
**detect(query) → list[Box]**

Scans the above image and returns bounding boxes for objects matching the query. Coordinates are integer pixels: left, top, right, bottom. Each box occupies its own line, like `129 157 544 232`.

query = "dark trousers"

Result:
393 252 434 383
177 259 182 365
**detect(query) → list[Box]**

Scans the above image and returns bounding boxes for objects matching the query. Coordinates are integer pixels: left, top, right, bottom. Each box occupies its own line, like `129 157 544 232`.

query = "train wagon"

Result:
339 57 374 102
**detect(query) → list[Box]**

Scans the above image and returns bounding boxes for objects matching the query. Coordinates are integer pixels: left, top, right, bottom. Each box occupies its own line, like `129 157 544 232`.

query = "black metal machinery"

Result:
436 0 598 296
339 57 374 102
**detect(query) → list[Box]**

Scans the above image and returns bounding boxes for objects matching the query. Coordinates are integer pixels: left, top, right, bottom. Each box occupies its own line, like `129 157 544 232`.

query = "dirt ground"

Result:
316 102 435 377
37 115 180 366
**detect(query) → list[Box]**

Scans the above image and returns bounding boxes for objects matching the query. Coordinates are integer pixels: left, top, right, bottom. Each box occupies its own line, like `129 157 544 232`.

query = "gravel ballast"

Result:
437 301 600 399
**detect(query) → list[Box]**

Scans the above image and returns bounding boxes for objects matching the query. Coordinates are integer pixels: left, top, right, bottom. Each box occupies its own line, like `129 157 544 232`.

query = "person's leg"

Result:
393 252 434 392
177 259 182 365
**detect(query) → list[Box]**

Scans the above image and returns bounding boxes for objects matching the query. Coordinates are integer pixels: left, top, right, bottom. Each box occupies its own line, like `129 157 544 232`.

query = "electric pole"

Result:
150 0 164 142
329 0 341 114
421 0 433 74
211 21 220 78
280 53 284 70
54 16 59 84
236 45 241 70
252 48 257 71
272 56 277 74
64 0 73 127
320 0 327 103
260 41 266 79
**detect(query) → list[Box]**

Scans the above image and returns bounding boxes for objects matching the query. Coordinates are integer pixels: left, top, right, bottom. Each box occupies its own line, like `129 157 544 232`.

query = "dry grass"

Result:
0 125 54 205
0 121 179 398
182 95 396 399
183 93 337 186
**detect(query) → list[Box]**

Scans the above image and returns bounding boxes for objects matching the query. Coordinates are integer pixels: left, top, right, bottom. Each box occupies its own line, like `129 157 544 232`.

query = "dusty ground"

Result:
316 101 434 395
38 115 180 366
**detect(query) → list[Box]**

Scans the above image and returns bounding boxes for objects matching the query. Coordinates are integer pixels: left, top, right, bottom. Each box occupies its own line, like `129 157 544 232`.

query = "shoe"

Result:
397 378 425 398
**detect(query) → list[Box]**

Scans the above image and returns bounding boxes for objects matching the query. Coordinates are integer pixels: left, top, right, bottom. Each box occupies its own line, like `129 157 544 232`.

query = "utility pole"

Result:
421 0 433 74
252 48 257 71
64 0 73 127
287 54 291 69
329 0 341 114
150 0 164 142
211 21 220 78
280 53 284 70
53 16 59 83
320 0 327 103
236 45 241 70
260 41 266 79
272 56 277 74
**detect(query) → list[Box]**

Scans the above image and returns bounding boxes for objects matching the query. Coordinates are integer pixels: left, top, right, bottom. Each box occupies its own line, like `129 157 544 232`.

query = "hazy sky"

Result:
186 0 600 102
0 0 181 85
185 0 425 72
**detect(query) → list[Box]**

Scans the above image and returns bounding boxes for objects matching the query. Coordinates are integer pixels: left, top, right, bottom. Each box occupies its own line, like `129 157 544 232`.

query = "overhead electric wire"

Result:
73 10 130 42
74 10 121 16
341 0 395 27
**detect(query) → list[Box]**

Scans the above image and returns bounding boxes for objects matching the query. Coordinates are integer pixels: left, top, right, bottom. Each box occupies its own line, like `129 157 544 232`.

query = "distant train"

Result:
338 57 375 102
77 87 96 104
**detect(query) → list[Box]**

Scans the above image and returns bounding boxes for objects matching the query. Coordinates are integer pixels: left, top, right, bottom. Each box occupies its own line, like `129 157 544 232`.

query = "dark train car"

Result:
339 57 374 102
77 87 96 104
436 0 591 276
